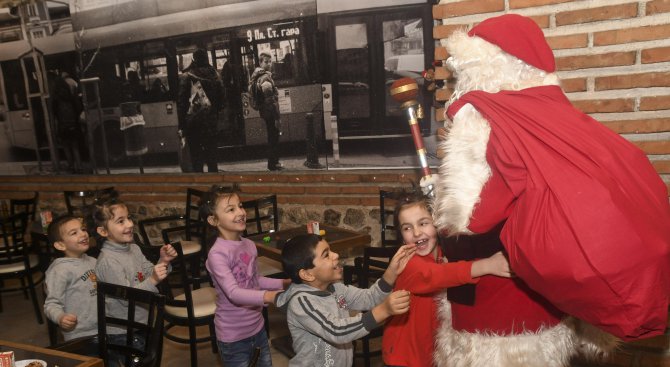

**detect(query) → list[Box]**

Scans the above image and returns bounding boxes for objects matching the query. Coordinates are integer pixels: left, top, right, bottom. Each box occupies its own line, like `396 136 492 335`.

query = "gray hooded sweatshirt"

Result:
44 254 98 341
275 279 392 367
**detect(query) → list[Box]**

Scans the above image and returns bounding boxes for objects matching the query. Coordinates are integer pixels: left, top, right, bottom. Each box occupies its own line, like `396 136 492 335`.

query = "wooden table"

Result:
248 224 372 263
0 339 103 367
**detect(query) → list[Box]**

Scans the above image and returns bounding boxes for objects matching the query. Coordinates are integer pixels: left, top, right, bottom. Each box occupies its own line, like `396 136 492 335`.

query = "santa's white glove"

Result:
419 175 436 197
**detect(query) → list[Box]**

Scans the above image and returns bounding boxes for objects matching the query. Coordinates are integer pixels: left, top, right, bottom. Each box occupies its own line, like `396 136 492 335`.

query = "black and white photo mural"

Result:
0 0 435 175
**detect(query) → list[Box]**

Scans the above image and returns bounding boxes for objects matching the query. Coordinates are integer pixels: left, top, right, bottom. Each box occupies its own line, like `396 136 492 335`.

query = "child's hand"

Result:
151 262 169 285
263 289 284 304
471 251 512 278
159 243 178 264
59 313 78 331
372 290 411 323
382 244 416 285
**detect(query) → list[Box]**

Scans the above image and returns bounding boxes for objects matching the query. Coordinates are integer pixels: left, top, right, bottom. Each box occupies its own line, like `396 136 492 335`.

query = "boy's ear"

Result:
53 241 66 252
298 268 314 283
96 226 108 238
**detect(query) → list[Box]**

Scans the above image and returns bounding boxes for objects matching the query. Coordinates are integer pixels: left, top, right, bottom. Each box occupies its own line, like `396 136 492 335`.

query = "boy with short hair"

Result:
44 214 98 341
276 234 415 367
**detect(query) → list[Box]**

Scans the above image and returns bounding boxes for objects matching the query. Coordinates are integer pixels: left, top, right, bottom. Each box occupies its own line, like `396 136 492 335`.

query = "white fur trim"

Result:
434 103 491 235
434 293 618 367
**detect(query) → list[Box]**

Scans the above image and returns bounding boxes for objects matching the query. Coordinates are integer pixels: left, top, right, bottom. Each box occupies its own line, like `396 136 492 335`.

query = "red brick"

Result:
340 186 379 194
242 186 305 195
433 0 503 18
435 46 448 61
633 140 670 155
528 14 550 28
546 33 588 49
561 77 587 92
556 52 636 71
433 24 464 40
642 46 670 64
652 160 670 174
324 197 360 206
305 186 340 194
571 98 635 113
594 24 670 46
282 196 325 205
555 4 638 26
321 174 360 183
435 88 452 101
640 95 670 111
596 71 670 90
647 0 670 15
434 67 452 80
601 118 670 134
509 0 571 9
360 197 381 206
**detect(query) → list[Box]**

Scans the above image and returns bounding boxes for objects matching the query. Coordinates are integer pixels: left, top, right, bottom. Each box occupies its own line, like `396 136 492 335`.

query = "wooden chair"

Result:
242 194 279 236
97 281 166 367
138 188 208 278
158 241 217 367
63 187 115 216
10 192 39 221
0 212 43 324
379 190 401 247
353 246 400 367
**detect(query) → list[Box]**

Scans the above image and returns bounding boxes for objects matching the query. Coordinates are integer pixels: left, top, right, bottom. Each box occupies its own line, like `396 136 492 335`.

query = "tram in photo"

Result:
0 0 432 169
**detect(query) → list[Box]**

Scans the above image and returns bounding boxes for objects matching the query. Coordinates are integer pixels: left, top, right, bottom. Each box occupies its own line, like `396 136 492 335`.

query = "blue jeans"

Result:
217 329 273 367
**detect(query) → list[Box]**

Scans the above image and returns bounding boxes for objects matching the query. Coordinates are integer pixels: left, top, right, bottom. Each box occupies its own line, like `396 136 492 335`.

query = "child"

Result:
92 195 176 350
202 185 290 367
382 191 512 367
276 233 416 367
44 214 97 342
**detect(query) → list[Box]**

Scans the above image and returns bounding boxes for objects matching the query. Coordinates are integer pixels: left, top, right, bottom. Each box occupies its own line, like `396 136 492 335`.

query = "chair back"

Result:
242 195 278 236
357 246 399 288
379 190 401 247
97 281 165 367
10 192 39 221
158 242 200 318
64 187 115 216
0 212 29 264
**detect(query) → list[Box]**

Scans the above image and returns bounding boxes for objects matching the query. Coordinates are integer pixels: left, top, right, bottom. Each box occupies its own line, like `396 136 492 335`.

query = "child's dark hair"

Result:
85 190 123 233
281 234 322 284
47 214 81 245
392 188 432 239
199 184 240 220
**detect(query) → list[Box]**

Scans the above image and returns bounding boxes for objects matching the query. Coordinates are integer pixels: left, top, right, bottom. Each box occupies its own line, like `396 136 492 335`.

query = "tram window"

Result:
1 61 27 110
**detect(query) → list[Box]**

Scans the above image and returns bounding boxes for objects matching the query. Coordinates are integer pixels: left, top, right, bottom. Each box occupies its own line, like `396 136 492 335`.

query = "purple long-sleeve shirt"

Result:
206 236 283 342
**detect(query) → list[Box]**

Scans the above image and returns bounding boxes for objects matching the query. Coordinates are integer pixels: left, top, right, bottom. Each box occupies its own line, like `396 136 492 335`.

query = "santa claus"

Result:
431 13 670 367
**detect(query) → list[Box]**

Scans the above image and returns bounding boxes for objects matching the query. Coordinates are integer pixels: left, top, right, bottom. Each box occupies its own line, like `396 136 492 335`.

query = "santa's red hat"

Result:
468 14 555 73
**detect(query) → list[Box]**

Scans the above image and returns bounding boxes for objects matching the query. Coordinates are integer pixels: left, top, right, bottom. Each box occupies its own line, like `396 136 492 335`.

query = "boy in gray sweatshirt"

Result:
44 214 98 341
276 234 415 367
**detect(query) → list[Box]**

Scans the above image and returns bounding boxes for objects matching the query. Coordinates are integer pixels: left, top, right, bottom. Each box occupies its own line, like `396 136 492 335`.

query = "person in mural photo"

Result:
249 52 283 171
52 70 85 173
178 48 223 173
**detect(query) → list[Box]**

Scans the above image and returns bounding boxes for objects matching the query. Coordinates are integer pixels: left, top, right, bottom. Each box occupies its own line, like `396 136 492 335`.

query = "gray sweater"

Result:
44 254 98 341
95 240 159 335
276 279 392 367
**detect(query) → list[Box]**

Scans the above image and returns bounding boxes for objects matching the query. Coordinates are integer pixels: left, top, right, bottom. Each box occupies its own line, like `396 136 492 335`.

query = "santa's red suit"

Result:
432 13 670 367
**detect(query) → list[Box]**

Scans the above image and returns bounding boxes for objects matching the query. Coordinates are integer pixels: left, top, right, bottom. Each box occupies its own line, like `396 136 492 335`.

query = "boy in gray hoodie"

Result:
276 234 415 367
44 214 98 342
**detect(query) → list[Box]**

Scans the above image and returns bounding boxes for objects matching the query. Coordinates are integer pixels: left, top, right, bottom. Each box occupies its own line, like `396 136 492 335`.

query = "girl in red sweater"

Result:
381 191 511 367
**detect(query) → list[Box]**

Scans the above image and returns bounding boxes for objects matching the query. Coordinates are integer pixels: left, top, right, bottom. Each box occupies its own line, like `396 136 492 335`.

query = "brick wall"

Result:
0 171 421 247
432 1 670 365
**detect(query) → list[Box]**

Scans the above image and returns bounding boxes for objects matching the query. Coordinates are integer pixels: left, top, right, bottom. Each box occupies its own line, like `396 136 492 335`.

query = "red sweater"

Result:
382 253 475 367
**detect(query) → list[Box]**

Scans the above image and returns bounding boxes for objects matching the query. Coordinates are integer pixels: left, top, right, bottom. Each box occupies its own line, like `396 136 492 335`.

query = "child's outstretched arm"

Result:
371 289 411 324
470 251 512 278
382 244 416 286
